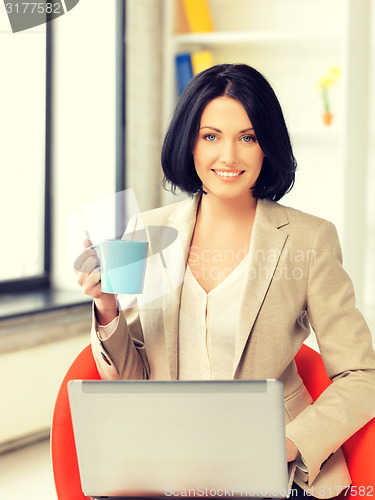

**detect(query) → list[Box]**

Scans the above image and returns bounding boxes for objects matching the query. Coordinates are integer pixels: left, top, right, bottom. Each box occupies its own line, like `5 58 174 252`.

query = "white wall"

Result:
364 0 375 330
0 334 88 446
126 0 165 212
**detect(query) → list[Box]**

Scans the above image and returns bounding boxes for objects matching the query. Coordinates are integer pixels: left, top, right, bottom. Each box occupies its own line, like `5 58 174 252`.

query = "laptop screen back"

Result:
68 379 288 498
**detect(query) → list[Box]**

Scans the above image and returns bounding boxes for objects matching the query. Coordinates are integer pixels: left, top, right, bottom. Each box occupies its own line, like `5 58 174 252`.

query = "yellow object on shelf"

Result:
181 0 214 32
191 50 215 75
315 66 340 126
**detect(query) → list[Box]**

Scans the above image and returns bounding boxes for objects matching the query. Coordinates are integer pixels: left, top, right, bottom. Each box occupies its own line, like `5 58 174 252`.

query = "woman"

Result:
75 64 375 498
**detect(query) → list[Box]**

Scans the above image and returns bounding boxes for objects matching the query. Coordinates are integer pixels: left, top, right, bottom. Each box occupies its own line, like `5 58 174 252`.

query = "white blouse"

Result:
178 257 249 381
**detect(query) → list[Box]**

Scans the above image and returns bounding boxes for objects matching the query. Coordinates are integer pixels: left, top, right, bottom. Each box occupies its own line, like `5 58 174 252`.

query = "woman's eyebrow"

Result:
199 126 255 133
199 126 221 132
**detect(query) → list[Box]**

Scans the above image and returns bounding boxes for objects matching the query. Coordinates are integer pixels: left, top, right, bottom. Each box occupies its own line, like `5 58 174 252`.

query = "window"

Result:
0 20 52 293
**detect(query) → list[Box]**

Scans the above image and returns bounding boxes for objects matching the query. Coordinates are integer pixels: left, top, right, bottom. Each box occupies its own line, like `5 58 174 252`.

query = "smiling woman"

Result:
74 63 375 499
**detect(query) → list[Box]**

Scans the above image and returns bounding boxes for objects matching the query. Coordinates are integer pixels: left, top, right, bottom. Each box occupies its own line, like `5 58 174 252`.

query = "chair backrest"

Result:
51 345 100 500
51 344 374 499
295 344 375 498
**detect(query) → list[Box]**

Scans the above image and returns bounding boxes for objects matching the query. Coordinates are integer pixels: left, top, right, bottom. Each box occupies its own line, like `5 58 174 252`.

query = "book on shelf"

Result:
191 50 215 75
175 53 193 95
175 50 215 95
181 0 214 32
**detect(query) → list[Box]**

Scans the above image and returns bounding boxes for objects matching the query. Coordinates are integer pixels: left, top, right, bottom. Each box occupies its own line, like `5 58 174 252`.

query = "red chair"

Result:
51 344 375 499
295 344 375 498
51 345 100 500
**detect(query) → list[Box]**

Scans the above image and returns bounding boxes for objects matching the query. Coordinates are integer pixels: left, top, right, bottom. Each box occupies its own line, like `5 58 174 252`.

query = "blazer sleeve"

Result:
89 211 150 380
285 219 375 486
90 302 150 380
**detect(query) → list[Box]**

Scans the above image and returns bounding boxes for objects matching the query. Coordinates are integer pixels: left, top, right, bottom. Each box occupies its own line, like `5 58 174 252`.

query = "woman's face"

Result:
193 96 264 202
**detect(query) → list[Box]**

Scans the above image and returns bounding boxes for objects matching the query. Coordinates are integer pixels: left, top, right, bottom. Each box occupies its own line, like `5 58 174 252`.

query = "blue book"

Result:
175 53 193 96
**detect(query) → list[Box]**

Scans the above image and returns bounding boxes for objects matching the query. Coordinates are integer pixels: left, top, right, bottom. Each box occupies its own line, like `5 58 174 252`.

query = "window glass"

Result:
0 23 47 282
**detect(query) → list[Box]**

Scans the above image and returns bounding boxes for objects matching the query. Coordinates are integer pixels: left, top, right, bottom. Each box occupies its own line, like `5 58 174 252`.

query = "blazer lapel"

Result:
233 199 289 376
162 195 200 380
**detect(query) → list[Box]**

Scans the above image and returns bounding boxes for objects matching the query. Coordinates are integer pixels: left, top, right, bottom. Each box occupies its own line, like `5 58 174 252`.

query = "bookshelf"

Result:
161 0 373 311
162 0 345 133
173 31 341 47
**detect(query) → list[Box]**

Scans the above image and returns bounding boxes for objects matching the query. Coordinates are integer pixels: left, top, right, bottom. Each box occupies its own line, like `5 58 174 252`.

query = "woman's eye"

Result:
204 134 217 142
242 135 256 143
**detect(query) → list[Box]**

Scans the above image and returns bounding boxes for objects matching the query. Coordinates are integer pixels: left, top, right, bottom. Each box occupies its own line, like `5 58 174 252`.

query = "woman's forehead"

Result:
199 96 253 129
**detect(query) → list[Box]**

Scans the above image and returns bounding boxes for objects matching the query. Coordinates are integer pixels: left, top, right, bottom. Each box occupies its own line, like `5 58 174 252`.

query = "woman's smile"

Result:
211 169 245 181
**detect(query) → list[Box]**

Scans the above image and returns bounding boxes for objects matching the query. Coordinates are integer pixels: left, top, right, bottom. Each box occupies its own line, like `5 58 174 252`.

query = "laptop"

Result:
68 379 294 499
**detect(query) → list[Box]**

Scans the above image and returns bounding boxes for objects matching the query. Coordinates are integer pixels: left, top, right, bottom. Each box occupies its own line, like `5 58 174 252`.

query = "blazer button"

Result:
101 352 111 366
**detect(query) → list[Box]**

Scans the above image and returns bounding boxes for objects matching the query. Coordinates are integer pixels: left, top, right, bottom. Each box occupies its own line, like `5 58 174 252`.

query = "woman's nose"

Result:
219 141 239 164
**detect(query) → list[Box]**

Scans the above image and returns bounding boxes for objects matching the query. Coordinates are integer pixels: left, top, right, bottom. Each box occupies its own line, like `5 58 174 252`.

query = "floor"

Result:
0 439 57 499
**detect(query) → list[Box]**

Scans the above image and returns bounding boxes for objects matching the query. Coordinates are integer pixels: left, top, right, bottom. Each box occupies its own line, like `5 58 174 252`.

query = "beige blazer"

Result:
91 195 375 498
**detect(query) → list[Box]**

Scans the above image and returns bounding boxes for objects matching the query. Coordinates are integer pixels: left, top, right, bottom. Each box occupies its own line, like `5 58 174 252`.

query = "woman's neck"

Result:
197 192 257 225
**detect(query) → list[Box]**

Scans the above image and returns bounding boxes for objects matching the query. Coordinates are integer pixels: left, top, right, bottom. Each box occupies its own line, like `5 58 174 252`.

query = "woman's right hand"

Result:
74 239 118 324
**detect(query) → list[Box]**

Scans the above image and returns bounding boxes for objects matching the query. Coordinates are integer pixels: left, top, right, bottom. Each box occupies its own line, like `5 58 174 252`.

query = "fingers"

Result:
81 255 100 274
74 248 99 273
78 270 102 298
286 437 299 462
76 261 102 297
83 238 93 248
75 240 103 299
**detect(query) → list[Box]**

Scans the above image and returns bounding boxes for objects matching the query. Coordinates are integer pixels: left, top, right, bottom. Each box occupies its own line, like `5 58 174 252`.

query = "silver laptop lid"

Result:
68 379 289 499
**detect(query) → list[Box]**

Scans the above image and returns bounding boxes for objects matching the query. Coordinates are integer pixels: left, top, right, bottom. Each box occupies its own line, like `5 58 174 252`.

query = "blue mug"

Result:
91 239 148 294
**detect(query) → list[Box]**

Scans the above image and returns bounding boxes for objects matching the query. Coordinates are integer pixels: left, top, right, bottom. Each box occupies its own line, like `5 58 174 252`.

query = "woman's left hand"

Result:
286 437 299 462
